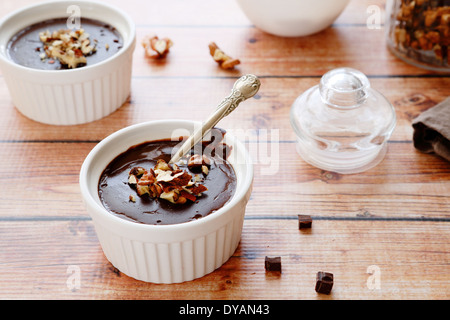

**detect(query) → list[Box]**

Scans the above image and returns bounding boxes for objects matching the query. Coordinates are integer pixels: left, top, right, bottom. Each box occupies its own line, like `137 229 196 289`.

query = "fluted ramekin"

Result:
79 120 254 283
0 0 136 125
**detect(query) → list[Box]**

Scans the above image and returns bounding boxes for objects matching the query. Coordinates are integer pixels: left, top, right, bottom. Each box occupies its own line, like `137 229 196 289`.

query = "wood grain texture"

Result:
0 141 448 220
0 77 448 142
0 0 449 300
0 219 448 299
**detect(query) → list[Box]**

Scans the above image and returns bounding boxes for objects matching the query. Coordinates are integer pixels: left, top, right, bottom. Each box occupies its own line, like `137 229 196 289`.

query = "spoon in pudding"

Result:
169 74 261 164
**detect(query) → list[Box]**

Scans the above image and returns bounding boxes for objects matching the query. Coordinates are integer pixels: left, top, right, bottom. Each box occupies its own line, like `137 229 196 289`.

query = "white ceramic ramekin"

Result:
79 120 254 283
236 0 350 37
0 0 136 125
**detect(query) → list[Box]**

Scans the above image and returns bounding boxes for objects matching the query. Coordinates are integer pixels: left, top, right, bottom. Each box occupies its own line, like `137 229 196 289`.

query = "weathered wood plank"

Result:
0 0 448 301
0 1 439 80
0 219 448 299
0 0 389 29
0 77 448 142
0 142 448 219
130 25 433 78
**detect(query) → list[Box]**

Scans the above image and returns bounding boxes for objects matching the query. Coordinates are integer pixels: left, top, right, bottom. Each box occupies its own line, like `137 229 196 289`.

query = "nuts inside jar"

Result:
390 0 450 67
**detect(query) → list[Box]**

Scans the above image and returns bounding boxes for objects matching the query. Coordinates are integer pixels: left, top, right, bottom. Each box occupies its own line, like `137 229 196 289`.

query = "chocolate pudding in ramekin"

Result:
0 0 136 125
79 120 253 283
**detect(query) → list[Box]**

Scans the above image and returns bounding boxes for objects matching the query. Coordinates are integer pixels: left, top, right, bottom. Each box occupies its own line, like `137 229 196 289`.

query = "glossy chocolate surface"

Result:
98 138 237 225
7 18 122 70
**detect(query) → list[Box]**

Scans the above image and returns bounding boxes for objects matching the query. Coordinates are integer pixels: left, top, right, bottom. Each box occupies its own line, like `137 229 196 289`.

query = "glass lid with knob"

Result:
290 68 397 174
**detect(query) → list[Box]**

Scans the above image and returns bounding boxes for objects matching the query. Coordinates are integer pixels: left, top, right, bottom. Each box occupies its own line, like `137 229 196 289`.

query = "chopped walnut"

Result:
128 159 207 204
208 42 240 69
142 34 173 59
391 1 450 66
38 28 97 69
187 154 211 172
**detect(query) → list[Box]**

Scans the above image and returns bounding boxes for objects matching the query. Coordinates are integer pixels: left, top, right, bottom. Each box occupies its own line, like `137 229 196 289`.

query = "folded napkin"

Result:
412 97 450 162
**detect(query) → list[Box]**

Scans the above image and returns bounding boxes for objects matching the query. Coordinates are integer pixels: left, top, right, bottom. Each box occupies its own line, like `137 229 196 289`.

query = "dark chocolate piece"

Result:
265 256 282 272
298 214 312 229
315 271 333 294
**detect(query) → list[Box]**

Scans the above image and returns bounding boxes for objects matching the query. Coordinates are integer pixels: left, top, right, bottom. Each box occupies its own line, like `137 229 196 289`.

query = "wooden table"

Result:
0 0 449 301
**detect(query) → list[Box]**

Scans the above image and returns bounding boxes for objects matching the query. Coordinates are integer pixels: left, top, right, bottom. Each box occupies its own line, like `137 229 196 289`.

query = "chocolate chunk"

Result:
298 214 312 229
265 256 282 272
315 271 333 294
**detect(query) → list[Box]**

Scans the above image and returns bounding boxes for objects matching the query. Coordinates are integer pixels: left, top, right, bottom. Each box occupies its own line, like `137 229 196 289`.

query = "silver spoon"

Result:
169 74 261 164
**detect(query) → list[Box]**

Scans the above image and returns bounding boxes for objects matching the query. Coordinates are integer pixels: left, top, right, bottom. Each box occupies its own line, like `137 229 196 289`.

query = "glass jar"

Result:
386 0 450 72
290 68 397 174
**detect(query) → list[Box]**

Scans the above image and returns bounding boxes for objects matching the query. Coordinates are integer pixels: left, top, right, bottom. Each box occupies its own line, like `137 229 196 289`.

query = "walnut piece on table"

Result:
142 34 173 59
208 42 240 69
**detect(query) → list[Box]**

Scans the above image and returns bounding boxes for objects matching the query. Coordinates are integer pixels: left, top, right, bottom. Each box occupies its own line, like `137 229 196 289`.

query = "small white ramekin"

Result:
0 0 136 125
79 120 254 283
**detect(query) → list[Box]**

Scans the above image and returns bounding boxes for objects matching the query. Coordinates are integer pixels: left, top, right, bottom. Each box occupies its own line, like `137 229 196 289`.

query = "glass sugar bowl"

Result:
290 68 397 174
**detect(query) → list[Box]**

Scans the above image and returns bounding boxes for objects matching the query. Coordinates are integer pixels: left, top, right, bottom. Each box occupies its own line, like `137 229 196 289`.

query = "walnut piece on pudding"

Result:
187 154 211 174
38 28 97 69
128 159 207 204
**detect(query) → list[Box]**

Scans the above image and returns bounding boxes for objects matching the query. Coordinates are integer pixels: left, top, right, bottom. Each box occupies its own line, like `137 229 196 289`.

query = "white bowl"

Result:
79 120 254 283
0 0 136 125
236 0 350 37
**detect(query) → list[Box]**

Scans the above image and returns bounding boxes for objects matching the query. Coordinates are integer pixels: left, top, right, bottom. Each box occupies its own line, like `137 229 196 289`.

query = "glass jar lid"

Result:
290 68 397 174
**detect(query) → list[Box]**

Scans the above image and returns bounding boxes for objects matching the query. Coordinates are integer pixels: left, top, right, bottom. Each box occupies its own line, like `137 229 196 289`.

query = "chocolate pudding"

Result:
7 18 123 70
98 135 237 225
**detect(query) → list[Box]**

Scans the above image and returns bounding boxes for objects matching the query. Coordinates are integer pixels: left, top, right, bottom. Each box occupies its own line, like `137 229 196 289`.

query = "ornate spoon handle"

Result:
169 74 261 164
